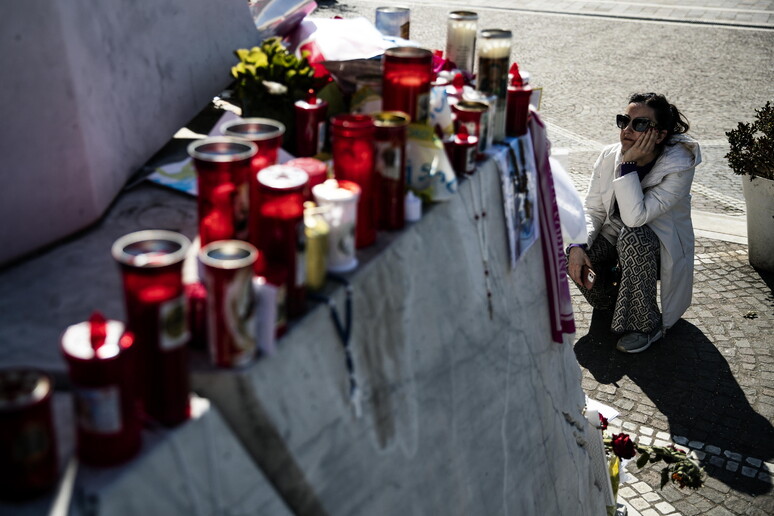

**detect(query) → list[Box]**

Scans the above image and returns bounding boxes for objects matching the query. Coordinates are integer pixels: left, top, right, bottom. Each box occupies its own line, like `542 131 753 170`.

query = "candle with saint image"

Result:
476 29 512 141
188 137 257 245
61 313 141 466
312 179 361 273
445 11 478 75
220 119 285 247
382 47 434 124
112 230 191 427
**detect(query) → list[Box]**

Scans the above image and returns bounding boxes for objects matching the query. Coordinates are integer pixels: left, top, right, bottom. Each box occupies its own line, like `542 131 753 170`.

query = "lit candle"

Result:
382 47 434 124
312 179 361 273
61 312 141 466
445 11 478 75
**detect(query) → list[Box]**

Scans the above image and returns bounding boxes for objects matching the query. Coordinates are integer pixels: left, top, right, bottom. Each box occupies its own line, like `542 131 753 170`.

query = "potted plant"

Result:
230 37 324 153
725 101 774 271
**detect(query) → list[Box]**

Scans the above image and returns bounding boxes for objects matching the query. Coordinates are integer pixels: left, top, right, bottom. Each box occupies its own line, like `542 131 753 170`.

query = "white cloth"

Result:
549 156 588 246
583 134 702 329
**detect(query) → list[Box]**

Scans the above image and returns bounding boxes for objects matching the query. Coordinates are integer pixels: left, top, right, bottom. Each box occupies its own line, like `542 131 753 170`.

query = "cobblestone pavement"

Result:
321 1 774 513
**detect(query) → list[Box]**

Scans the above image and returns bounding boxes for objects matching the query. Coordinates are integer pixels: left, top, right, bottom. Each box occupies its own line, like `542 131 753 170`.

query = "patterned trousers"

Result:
576 225 662 334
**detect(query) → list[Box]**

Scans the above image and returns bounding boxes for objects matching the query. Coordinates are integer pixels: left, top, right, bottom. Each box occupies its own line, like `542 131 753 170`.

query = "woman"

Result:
567 93 701 353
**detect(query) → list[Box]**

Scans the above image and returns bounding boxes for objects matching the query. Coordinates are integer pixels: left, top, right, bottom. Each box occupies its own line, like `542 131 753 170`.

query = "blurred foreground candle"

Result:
313 179 361 272
188 137 257 245
382 47 434 124
373 111 410 230
219 118 285 246
294 91 328 158
476 29 512 141
255 165 308 318
303 202 330 290
199 240 261 367
0 369 58 500
375 6 410 39
112 230 191 427
61 313 141 466
506 62 533 137
445 11 478 75
287 157 329 202
331 114 376 248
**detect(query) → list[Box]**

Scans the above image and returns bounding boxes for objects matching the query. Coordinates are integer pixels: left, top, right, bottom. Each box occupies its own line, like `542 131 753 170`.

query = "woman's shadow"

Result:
574 309 773 495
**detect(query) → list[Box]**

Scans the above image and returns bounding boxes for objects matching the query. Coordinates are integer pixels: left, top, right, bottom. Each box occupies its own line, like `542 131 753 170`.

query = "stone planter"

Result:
742 175 774 271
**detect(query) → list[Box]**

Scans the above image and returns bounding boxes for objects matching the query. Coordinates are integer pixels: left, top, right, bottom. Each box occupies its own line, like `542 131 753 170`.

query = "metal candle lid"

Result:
112 230 191 268
257 165 309 192
449 11 478 21
187 137 257 163
221 118 286 141
373 111 410 127
453 100 490 113
384 46 434 62
0 369 52 410
480 29 512 39
61 319 126 361
199 240 258 270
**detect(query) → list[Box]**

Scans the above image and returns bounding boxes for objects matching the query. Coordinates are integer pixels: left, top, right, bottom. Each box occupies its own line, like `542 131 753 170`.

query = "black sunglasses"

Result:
616 114 656 132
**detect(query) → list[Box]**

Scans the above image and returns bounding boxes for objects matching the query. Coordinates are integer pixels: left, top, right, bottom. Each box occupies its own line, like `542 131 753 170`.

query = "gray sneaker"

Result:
616 328 663 354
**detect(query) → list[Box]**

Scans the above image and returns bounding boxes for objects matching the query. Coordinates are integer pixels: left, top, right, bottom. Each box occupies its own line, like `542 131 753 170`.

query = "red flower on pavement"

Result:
598 413 608 430
611 433 636 459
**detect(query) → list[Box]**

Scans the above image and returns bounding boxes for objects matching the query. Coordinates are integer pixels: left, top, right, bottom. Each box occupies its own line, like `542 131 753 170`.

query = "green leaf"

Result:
636 452 650 469
660 467 670 489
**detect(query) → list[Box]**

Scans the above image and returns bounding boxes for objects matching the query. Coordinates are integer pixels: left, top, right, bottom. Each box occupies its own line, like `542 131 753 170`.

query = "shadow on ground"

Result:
574 309 773 495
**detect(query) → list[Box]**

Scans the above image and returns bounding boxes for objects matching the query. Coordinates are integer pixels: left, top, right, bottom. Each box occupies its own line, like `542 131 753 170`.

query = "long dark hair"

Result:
629 93 690 145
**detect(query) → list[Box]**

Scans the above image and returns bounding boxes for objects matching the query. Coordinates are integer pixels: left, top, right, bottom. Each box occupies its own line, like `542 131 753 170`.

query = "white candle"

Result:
446 12 478 74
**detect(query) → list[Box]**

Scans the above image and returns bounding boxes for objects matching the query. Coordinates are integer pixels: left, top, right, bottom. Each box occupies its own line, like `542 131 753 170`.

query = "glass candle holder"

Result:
61 314 141 466
294 94 328 158
188 137 257 245
452 100 490 156
382 47 434 124
373 111 410 231
331 114 376 248
219 119 285 247
375 6 410 39
199 240 259 368
312 179 361 273
287 157 329 202
0 369 58 500
255 165 308 318
445 11 478 75
303 202 330 291
476 29 512 141
112 230 191 427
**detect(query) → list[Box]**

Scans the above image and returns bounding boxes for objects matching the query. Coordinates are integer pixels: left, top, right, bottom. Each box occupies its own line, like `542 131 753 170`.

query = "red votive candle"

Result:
112 230 191 427
188 137 257 245
287 157 329 202
0 369 58 500
255 165 308 318
382 47 434 123
199 240 259 368
331 114 376 248
220 119 285 247
451 127 478 177
373 111 410 230
452 100 489 156
61 313 141 466
506 63 532 137
294 91 328 157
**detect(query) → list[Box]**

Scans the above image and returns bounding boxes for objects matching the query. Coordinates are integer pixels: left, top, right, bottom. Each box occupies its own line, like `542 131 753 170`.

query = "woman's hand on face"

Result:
567 246 593 289
622 127 658 165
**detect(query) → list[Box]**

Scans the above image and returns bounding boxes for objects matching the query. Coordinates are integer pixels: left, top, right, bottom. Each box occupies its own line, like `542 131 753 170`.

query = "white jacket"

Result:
584 134 702 329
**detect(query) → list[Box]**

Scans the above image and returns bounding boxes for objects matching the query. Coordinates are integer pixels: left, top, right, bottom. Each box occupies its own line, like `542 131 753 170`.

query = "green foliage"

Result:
230 37 322 116
725 101 774 180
